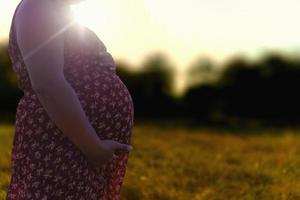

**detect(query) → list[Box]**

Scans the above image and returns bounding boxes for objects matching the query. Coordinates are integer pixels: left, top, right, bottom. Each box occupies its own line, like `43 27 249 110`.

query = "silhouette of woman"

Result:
6 0 134 199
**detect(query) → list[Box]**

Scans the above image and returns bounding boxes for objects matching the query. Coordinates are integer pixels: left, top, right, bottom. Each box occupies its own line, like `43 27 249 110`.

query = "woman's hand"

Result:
86 139 133 169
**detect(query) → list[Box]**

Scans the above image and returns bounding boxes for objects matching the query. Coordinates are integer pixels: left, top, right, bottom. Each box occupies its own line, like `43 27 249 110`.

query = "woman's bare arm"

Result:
15 0 104 159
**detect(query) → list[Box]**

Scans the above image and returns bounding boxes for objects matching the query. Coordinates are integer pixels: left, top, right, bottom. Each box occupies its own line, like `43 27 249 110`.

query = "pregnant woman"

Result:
6 0 134 199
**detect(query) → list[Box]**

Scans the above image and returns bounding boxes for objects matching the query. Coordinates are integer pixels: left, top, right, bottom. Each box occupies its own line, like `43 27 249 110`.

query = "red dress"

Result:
6 1 134 200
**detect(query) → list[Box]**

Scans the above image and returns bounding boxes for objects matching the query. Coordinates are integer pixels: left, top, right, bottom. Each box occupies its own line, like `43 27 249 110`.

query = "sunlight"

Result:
70 0 108 31
143 0 201 45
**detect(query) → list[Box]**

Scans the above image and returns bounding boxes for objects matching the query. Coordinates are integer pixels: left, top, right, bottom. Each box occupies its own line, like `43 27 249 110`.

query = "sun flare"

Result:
70 0 108 31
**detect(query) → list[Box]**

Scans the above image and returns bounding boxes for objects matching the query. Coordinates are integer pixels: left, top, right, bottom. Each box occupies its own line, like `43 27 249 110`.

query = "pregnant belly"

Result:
64 67 134 143
17 66 133 147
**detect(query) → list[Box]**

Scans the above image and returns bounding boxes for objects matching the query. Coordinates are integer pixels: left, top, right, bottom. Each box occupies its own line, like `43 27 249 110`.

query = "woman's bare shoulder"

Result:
16 0 53 23
15 0 63 52
15 0 58 30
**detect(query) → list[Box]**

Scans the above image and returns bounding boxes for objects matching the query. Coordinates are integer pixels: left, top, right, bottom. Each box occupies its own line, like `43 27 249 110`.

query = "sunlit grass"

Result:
1 123 300 199
0 124 14 200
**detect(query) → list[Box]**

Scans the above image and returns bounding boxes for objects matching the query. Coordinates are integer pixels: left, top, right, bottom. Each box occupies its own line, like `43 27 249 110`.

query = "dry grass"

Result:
1 123 300 199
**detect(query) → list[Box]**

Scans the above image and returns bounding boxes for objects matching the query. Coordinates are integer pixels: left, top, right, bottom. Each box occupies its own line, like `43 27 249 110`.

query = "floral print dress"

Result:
6 1 134 200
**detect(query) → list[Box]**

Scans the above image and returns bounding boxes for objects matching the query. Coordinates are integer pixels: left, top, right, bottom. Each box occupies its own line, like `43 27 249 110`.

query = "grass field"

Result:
1 122 300 200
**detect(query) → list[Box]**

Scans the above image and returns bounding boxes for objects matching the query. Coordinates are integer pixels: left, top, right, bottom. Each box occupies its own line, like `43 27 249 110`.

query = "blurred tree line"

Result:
1 42 300 126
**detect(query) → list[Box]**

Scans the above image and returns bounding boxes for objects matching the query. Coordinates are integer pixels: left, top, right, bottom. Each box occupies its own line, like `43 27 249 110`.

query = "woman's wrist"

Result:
84 137 105 160
85 145 101 163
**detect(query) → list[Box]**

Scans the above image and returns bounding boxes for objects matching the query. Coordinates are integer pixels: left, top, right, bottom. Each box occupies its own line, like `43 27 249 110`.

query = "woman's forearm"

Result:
34 77 103 158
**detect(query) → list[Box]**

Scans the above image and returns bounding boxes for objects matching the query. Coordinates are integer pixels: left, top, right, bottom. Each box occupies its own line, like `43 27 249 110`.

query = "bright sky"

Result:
1 0 300 93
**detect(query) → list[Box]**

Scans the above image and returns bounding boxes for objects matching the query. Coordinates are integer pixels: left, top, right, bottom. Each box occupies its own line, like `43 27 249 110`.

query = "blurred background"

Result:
1 0 300 199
